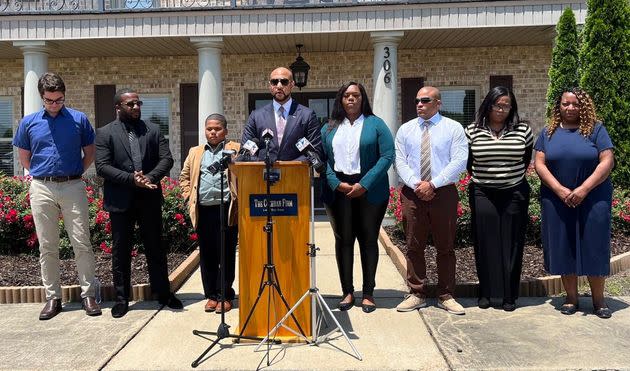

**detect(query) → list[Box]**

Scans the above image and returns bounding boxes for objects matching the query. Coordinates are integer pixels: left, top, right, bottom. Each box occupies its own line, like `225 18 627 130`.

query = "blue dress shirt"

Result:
12 106 95 177
395 112 468 189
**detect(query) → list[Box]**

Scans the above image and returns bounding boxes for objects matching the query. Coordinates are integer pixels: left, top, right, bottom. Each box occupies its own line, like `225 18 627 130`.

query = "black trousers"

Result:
325 173 387 297
109 194 170 301
469 181 530 301
197 204 237 301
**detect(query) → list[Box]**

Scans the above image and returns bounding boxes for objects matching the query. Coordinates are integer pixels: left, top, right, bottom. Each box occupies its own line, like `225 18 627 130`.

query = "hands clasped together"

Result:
337 182 366 198
134 170 157 190
556 185 588 208
414 181 435 201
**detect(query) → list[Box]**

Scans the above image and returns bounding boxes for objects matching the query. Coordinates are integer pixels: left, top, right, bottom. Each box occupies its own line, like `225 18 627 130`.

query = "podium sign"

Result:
232 161 311 340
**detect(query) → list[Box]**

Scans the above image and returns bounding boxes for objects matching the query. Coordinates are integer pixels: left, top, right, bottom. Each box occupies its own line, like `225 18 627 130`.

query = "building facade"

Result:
0 0 586 177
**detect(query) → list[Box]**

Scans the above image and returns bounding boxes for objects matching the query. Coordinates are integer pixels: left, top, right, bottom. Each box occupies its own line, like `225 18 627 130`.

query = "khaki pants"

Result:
29 179 95 300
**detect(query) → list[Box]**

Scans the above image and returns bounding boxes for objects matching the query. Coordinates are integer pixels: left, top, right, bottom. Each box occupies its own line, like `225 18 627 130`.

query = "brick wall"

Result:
0 44 551 175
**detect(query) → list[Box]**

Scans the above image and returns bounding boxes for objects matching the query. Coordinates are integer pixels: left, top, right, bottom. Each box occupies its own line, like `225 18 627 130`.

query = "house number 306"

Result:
383 47 391 84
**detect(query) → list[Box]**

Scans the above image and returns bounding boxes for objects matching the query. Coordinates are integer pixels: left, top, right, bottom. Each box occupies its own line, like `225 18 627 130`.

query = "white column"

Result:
14 41 49 116
190 37 224 146
370 31 403 186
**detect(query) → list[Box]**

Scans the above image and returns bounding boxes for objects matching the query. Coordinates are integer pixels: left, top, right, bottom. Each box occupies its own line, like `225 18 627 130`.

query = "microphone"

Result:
296 137 326 174
262 128 274 142
208 149 235 175
239 138 260 162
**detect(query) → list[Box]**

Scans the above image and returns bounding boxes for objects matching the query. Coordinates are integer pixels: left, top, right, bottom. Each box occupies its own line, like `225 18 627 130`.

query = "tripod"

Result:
236 138 307 366
191 153 265 368
255 167 362 360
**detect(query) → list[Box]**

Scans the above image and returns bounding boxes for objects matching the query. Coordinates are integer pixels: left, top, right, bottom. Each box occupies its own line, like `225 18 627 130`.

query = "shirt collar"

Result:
341 114 365 127
205 140 225 154
42 106 69 119
419 112 441 127
272 98 292 116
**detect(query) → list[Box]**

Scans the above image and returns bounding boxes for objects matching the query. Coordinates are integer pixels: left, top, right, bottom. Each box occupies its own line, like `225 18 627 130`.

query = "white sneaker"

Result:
396 294 427 312
438 297 466 315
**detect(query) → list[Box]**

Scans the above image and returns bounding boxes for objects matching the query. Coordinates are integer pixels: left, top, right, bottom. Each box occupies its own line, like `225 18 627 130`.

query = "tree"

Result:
546 8 580 116
580 0 630 186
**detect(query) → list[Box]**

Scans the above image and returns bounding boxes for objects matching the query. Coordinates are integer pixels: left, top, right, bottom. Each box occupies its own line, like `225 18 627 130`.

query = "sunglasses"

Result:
491 104 512 112
121 100 143 108
43 98 65 105
415 97 435 104
269 78 291 86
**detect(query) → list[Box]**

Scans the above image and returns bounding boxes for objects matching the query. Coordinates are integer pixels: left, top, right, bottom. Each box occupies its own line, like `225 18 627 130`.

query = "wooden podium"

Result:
232 161 311 340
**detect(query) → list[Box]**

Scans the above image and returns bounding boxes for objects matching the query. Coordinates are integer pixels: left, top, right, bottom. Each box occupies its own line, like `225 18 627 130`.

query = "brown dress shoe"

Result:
39 299 62 320
82 297 102 316
204 299 218 312
215 300 232 314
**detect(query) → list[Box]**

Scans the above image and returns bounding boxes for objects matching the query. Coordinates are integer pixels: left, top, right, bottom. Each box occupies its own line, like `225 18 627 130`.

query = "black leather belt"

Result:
32 175 82 182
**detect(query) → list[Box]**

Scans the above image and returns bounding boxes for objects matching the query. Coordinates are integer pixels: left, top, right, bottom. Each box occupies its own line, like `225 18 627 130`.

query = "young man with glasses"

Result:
12 72 101 320
394 86 468 315
95 88 183 318
241 67 322 161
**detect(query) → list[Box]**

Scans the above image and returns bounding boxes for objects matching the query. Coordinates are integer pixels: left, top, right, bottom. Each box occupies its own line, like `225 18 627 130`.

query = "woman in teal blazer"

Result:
321 82 394 313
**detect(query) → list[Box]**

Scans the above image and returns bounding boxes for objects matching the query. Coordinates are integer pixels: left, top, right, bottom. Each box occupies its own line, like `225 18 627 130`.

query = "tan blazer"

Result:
179 141 240 229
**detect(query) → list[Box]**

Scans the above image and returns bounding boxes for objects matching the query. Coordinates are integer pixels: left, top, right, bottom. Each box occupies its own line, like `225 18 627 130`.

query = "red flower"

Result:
5 209 18 223
131 249 138 257
105 221 112 234
174 213 184 221
189 233 198 241
457 202 464 218
22 214 34 229
612 199 620 207
26 232 38 248
100 242 112 254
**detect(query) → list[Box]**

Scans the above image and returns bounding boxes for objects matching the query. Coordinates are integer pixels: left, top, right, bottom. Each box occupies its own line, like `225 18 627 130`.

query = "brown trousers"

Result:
401 184 458 299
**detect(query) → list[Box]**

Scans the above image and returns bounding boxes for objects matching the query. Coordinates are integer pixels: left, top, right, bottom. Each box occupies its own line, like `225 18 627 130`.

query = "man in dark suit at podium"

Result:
241 67 323 161
95 88 183 318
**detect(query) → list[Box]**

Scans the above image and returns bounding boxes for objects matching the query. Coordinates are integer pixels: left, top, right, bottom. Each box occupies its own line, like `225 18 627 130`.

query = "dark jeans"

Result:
325 173 387 297
110 195 170 302
197 204 237 301
401 184 458 299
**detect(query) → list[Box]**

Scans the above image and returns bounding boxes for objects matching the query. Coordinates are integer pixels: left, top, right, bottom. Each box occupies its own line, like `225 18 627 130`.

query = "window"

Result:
438 87 479 126
142 96 171 139
0 98 13 176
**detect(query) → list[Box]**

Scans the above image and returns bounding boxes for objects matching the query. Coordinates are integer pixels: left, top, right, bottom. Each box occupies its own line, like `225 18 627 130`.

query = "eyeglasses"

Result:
122 101 143 108
43 98 65 105
415 97 435 105
269 78 290 86
491 104 512 112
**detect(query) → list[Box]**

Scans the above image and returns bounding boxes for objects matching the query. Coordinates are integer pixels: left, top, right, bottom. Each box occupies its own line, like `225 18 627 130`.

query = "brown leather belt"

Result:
32 175 82 182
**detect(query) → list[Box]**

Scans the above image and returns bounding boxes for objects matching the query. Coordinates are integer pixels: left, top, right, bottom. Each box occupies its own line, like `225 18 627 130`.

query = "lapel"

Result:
265 104 279 148
325 124 339 162
114 120 133 159
137 120 148 158
279 100 299 152
192 145 205 188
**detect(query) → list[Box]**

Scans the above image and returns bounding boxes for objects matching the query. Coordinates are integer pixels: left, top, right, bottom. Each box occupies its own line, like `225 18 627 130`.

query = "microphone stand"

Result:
236 136 308 366
190 155 265 368
255 166 362 360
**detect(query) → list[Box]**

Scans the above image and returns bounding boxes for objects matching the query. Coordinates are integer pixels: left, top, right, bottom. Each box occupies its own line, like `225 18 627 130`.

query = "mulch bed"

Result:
0 251 190 287
384 225 630 283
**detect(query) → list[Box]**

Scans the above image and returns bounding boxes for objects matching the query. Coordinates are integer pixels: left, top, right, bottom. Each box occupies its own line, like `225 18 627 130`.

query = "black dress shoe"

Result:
594 306 612 319
478 297 490 309
111 300 129 318
361 296 376 313
159 293 183 309
82 297 102 316
560 302 579 315
502 300 516 312
338 294 355 311
39 299 62 320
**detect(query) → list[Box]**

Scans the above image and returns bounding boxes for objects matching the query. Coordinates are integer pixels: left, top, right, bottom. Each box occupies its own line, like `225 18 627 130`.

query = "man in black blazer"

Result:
241 67 323 161
95 88 183 318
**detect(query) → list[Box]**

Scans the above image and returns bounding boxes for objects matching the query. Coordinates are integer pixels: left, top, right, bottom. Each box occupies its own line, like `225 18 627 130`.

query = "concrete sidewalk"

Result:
0 221 629 370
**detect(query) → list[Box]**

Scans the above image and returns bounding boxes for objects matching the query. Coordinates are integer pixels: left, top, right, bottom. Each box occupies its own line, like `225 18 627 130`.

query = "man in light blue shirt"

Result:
394 86 468 315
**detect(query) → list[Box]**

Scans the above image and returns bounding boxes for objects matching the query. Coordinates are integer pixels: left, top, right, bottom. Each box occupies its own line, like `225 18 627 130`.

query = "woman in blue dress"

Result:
534 88 614 318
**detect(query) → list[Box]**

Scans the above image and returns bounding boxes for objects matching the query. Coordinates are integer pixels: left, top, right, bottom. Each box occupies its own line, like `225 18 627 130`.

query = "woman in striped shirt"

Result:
465 86 533 311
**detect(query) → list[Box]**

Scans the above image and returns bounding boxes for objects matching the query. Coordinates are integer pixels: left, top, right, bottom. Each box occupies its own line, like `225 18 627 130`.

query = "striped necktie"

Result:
277 106 286 145
420 120 432 181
